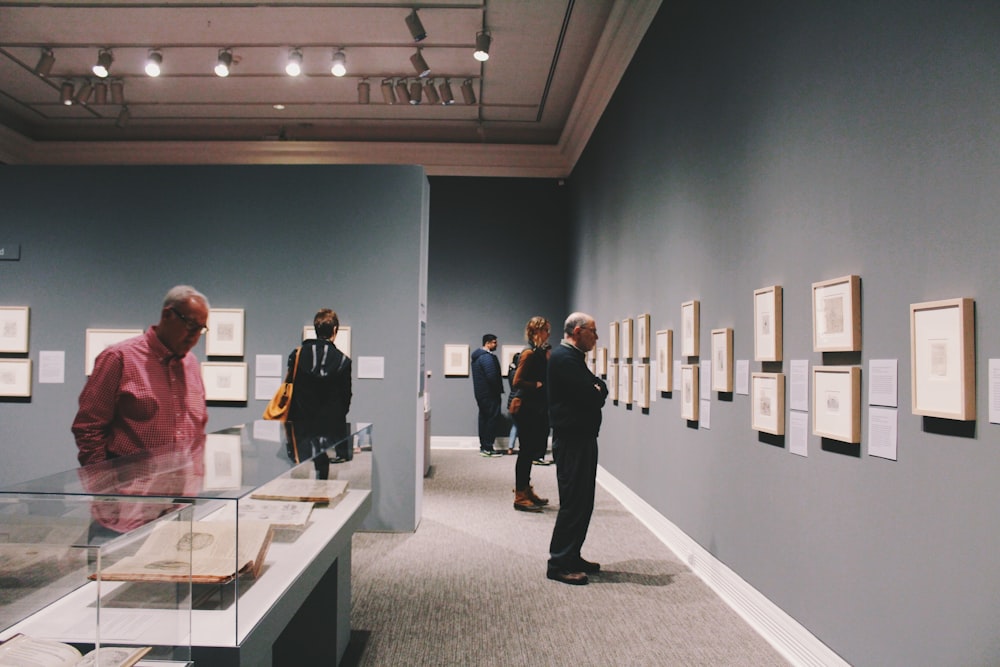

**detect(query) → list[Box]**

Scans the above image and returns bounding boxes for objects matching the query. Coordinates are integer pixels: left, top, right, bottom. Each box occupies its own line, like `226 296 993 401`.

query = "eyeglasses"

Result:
171 307 209 334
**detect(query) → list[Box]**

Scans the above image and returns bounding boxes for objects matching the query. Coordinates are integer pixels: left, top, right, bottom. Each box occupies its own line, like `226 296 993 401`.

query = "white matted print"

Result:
621 317 633 361
754 286 783 362
910 298 975 420
85 328 143 375
680 364 699 421
752 372 785 435
444 343 470 377
205 308 245 357
501 344 522 377
608 320 620 361
637 313 651 360
636 363 650 409
0 306 29 353
202 433 243 490
596 347 608 377
711 328 733 392
655 329 673 392
619 362 632 404
813 366 861 443
202 361 248 401
681 300 700 358
607 362 618 402
0 359 31 397
812 275 861 352
303 324 352 358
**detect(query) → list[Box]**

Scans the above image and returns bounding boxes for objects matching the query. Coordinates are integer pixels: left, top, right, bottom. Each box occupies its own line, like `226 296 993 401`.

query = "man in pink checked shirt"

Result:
73 285 210 466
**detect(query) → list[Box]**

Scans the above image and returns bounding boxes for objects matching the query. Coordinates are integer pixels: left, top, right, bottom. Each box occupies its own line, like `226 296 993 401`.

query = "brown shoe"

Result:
524 485 549 506
513 488 543 513
547 568 588 585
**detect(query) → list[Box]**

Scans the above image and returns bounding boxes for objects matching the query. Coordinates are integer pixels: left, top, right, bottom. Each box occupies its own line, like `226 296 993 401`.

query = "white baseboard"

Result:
597 466 849 667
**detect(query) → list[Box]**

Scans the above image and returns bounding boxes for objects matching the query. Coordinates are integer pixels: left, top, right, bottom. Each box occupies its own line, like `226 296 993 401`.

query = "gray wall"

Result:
567 2 999 666
425 176 570 436
0 164 427 531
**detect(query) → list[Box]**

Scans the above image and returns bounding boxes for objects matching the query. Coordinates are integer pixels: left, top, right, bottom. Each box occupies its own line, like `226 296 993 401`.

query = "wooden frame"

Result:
812 275 862 352
621 317 633 360
85 328 142 375
608 320 620 361
303 324 352 358
636 363 650 409
637 313 651 360
655 329 673 392
596 347 608 377
607 362 618 402
680 364 699 421
443 343 470 377
619 362 633 404
0 359 32 397
813 366 862 443
501 344 522 377
711 328 733 392
753 286 783 362
201 361 248 401
0 306 29 353
910 298 975 420
681 300 700 358
205 308 245 357
751 372 785 435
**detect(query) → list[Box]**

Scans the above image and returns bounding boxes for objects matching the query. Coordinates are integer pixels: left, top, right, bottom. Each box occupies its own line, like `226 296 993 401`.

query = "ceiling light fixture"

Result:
145 50 162 77
116 105 130 129
474 31 491 62
110 79 124 105
74 80 93 105
60 81 74 106
423 79 440 105
93 81 108 105
410 49 430 78
285 48 303 76
395 79 411 104
438 79 455 105
331 49 347 77
215 48 233 77
409 80 423 105
461 79 476 105
358 78 370 104
381 78 396 105
34 48 55 77
92 48 113 78
405 9 427 42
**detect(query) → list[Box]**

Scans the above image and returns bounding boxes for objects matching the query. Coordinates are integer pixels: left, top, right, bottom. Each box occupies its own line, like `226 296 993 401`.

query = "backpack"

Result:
506 351 522 411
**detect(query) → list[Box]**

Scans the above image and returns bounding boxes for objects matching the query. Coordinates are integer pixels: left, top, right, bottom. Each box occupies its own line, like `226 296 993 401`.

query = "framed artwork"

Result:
813 366 861 443
910 298 975 420
711 328 733 392
202 433 243 490
205 308 245 357
753 286 783 362
85 328 142 375
444 343 470 377
621 317 633 360
0 306 29 353
619 362 632 404
608 320 620 361
303 325 352 358
681 300 700 358
812 275 861 352
0 359 32 397
636 363 650 409
586 347 597 375
202 361 248 401
751 372 785 435
637 313 651 360
655 329 673 392
596 347 608 377
501 344 522 377
680 364 699 421
607 362 618 402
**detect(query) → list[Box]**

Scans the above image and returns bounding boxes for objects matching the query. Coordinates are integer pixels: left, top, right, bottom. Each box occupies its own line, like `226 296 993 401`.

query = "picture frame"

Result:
655 329 673 392
202 433 243 490
910 298 975 420
303 324 352 358
444 343 470 377
711 328 734 392
607 362 618 402
201 361 248 402
619 362 632 404
812 366 862 443
681 300 700 358
621 317 633 360
637 313 651 360
680 364 699 421
501 344 522 377
0 359 32 397
85 328 143 375
636 363 650 409
608 320 620 361
0 306 30 353
751 372 785 435
753 286 783 362
812 275 861 352
596 347 608 377
205 308 245 357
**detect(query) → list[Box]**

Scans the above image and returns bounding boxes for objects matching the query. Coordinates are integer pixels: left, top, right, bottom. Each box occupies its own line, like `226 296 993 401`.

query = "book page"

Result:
251 478 348 503
0 634 81 667
77 646 151 667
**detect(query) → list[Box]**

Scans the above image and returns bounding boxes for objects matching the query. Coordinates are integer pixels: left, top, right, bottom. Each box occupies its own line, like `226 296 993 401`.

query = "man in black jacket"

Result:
471 334 503 457
546 312 608 585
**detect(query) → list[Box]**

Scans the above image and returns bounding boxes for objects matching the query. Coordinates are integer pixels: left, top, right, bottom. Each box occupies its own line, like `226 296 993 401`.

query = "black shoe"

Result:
480 449 501 457
532 458 554 466
546 568 588 585
576 558 601 573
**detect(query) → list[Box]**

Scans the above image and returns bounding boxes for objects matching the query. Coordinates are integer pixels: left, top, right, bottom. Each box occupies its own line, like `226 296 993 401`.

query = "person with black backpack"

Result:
510 316 553 512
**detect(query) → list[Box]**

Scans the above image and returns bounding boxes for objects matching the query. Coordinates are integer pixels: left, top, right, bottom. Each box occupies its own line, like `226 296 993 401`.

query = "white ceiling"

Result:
0 0 660 176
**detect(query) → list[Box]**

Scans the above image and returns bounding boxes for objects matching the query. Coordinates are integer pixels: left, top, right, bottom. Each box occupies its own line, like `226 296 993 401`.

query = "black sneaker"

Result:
532 458 554 466
480 449 501 457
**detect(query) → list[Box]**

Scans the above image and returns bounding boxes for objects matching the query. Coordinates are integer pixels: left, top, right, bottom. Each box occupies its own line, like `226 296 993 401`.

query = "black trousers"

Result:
547 434 598 569
477 397 501 447
513 409 548 489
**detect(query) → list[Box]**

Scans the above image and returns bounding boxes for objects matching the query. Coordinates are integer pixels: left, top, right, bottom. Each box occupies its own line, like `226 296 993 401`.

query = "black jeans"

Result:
547 434 598 569
513 409 548 488
477 397 501 447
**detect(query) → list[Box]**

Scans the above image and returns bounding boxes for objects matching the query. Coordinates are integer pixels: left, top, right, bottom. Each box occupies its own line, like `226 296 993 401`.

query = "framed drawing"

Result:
501 344 522 377
0 306 29 353
205 308 244 357
636 363 650 409
751 372 785 435
303 325 352 358
813 366 861 443
202 362 248 402
711 328 733 392
637 313 651 360
681 300 700 358
444 343 470 377
910 298 975 420
655 329 673 392
619 362 632 404
608 320 620 361
85 328 142 375
753 286 783 362
680 364 699 421
621 317 634 360
812 275 861 352
0 359 32 397
202 433 243 490
596 347 608 377
607 362 618 402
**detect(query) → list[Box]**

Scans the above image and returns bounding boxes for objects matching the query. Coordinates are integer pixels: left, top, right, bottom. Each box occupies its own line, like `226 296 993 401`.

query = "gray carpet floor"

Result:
347 449 791 667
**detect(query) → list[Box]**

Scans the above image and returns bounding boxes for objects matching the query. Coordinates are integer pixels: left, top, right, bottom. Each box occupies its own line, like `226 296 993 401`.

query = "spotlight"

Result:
438 79 455 105
395 79 411 104
215 48 233 77
74 80 93 105
461 79 476 105
115 105 130 129
331 49 347 77
474 32 491 62
93 81 108 105
410 50 431 78
409 80 422 105
60 81 74 106
423 79 440 105
92 48 113 78
285 48 303 77
405 9 427 42
110 79 124 105
145 50 162 77
34 48 55 77
381 78 396 105
357 78 370 104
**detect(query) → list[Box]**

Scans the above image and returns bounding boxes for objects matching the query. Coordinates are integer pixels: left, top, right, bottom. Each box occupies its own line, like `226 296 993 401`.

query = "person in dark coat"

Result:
471 333 503 457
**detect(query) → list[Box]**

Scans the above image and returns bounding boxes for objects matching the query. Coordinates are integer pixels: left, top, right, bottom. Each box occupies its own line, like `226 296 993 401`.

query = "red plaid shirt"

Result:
73 327 207 466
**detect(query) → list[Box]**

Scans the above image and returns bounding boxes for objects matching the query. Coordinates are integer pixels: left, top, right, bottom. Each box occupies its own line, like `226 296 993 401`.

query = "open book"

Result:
0 634 150 667
250 478 349 503
92 520 273 584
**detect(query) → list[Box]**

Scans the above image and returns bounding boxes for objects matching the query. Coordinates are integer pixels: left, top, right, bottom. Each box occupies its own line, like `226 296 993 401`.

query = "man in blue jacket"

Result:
471 334 504 457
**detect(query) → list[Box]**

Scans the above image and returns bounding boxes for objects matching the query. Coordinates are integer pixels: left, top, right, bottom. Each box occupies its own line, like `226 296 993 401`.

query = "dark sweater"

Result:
547 340 608 438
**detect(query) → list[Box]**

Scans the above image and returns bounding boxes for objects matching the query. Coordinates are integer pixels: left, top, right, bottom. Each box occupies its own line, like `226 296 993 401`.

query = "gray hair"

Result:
162 285 209 310
563 311 593 335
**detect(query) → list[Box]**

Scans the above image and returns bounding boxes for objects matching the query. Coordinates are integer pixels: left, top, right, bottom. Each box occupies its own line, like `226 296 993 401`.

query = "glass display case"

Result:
0 421 373 666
